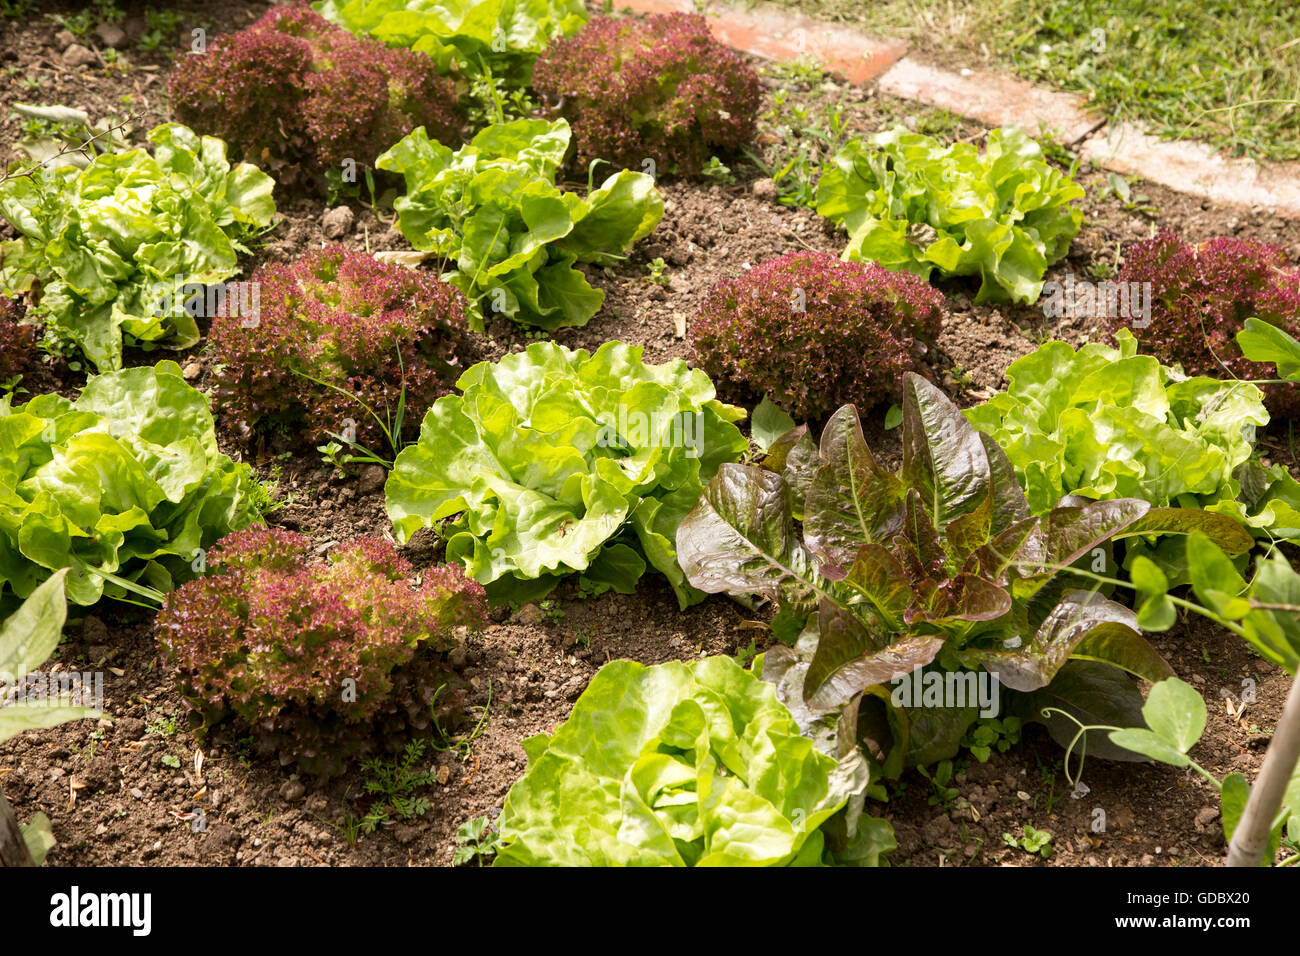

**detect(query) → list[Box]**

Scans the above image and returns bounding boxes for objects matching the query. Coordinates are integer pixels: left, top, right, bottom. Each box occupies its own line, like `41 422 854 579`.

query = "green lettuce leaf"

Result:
815 126 1083 304
377 118 662 331
0 124 276 371
494 655 885 866
314 0 587 80
0 362 263 610
965 330 1296 577
386 341 746 607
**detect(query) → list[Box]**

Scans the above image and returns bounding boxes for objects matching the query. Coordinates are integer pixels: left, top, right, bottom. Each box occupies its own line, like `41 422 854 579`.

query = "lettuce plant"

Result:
1239 317 1300 386
1114 233 1300 417
314 0 587 83
676 374 1253 767
966 330 1300 577
815 126 1084 304
531 13 762 179
691 250 944 420
376 118 662 330
207 246 472 449
494 655 894 866
0 361 263 612
170 4 461 189
155 529 488 778
386 340 748 607
0 124 276 372
0 570 98 865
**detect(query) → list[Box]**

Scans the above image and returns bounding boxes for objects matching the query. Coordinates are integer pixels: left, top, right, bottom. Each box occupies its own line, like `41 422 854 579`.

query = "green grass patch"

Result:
741 0 1300 162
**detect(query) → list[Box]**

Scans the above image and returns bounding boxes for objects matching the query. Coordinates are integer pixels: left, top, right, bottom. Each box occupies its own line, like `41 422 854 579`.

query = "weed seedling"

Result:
1003 824 1053 859
917 760 960 807
357 739 439 833
452 815 500 866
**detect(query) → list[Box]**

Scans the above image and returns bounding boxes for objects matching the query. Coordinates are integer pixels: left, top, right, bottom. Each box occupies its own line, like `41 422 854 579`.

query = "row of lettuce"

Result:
7 0 1105 374
4 317 1300 863
2 1 1300 865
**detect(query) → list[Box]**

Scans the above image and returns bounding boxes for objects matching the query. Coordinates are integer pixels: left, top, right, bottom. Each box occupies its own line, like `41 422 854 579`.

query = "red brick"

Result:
877 57 1103 145
1079 121 1300 218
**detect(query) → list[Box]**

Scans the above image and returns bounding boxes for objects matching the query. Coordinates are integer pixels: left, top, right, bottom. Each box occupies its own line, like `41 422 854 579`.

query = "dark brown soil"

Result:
1 0 1298 869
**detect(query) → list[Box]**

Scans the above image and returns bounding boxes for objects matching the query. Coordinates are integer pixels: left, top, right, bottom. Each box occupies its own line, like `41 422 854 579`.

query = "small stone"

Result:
62 44 98 68
515 604 544 626
95 22 127 48
182 361 202 381
55 29 78 50
665 243 694 267
751 178 778 202
393 823 421 845
1194 806 1220 829
304 793 329 815
668 276 689 295
82 615 108 644
115 717 145 740
921 814 954 844
129 787 144 800
1016 790 1032 802
356 464 385 497
279 779 306 803
322 206 355 240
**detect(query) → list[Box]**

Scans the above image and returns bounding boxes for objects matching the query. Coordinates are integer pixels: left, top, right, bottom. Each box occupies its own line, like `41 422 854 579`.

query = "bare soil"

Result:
1 0 1298 868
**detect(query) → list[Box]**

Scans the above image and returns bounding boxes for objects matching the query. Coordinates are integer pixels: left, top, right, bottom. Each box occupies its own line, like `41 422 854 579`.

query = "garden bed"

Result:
2 0 1299 868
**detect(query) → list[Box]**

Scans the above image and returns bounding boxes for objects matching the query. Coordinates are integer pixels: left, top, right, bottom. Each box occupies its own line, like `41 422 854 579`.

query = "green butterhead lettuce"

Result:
313 0 587 80
965 331 1300 574
376 118 662 330
385 340 746 607
494 655 890 866
0 123 276 371
0 361 263 610
815 126 1083 304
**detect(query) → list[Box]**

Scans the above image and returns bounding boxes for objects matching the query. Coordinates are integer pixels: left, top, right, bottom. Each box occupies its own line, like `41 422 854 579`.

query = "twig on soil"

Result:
781 228 820 252
303 847 327 866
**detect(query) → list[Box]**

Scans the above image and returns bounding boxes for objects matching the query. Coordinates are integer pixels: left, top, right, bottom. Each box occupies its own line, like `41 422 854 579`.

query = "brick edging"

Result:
617 0 1300 218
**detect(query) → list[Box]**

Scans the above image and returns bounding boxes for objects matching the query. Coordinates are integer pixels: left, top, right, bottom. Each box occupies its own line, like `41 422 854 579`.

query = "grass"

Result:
733 0 1300 162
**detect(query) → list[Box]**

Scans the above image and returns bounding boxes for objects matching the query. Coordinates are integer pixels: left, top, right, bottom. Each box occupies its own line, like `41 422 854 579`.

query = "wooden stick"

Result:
1226 669 1300 866
0 784 36 868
